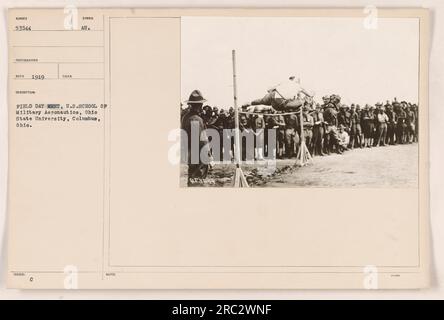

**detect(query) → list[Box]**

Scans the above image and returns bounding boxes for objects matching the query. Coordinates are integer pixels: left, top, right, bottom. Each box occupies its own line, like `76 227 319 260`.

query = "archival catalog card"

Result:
7 8 430 289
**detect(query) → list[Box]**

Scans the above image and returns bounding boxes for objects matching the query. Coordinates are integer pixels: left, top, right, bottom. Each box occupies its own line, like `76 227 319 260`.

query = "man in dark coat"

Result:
323 103 338 154
386 103 397 145
337 104 350 129
396 104 407 144
284 112 299 158
312 104 325 156
406 104 416 144
349 104 362 149
181 90 212 186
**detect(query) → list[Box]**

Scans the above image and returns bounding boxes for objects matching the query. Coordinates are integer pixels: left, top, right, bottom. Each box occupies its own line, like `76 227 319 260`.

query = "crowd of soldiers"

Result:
181 92 419 163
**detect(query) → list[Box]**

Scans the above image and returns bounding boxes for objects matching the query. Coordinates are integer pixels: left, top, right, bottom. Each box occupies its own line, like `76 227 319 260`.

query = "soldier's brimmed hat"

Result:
185 90 207 104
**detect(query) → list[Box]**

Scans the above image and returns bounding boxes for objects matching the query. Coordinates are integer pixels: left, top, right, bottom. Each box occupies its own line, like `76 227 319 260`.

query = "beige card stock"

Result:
7 8 430 289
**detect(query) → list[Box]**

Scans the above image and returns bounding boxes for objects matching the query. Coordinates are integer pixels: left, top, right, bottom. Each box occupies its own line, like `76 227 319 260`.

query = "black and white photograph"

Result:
1 4 438 296
180 16 420 188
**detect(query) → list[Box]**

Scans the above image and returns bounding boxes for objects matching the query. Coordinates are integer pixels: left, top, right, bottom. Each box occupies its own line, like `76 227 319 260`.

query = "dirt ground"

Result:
180 143 418 188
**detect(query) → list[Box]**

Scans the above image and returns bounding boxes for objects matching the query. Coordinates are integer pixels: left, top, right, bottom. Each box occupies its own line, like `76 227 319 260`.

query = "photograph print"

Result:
180 16 420 188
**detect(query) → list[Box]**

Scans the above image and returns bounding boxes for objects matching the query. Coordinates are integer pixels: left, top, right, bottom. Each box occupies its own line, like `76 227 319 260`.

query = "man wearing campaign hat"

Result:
181 90 212 186
386 103 397 145
284 111 300 158
302 105 314 153
406 104 416 144
349 104 362 149
312 103 325 156
330 94 341 109
322 95 330 107
337 104 351 130
369 104 379 147
361 104 374 148
323 102 340 154
396 102 408 144
413 103 419 143
375 104 389 146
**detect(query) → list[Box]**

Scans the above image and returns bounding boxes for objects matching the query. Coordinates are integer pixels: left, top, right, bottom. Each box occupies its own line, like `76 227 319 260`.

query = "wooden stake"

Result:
232 50 241 167
297 106 313 167
231 49 249 187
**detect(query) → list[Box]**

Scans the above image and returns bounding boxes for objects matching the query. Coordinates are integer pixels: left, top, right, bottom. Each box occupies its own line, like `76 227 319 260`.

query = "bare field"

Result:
180 144 418 188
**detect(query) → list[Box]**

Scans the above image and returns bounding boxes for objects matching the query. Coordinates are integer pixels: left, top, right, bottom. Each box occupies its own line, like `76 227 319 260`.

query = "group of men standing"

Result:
180 89 418 186
182 93 418 161
307 94 419 156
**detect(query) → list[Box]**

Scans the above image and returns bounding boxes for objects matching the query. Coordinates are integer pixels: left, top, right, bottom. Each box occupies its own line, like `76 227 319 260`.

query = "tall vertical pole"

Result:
232 50 241 168
300 106 304 164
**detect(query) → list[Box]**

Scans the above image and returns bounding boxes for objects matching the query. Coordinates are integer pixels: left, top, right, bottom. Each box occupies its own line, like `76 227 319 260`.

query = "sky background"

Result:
181 17 419 109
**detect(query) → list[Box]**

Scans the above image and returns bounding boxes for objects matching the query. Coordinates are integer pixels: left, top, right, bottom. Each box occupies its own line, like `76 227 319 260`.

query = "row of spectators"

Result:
180 94 418 161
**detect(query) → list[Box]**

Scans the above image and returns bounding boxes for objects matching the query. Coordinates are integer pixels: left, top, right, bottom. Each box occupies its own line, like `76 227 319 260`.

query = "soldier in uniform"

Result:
396 103 407 144
322 95 330 106
245 76 312 112
253 114 266 160
264 112 278 159
338 104 351 134
212 109 227 161
386 102 397 145
349 104 361 149
323 103 338 154
180 103 190 122
369 105 377 147
239 113 252 161
212 106 219 117
337 104 347 127
201 105 212 125
302 106 314 153
355 105 364 148
413 104 419 143
207 107 219 128
406 104 416 144
225 107 236 161
239 112 255 161
312 103 325 156
275 112 286 159
361 104 371 148
337 124 350 152
330 94 341 109
372 104 380 147
375 105 389 146
181 90 212 187
284 112 299 158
